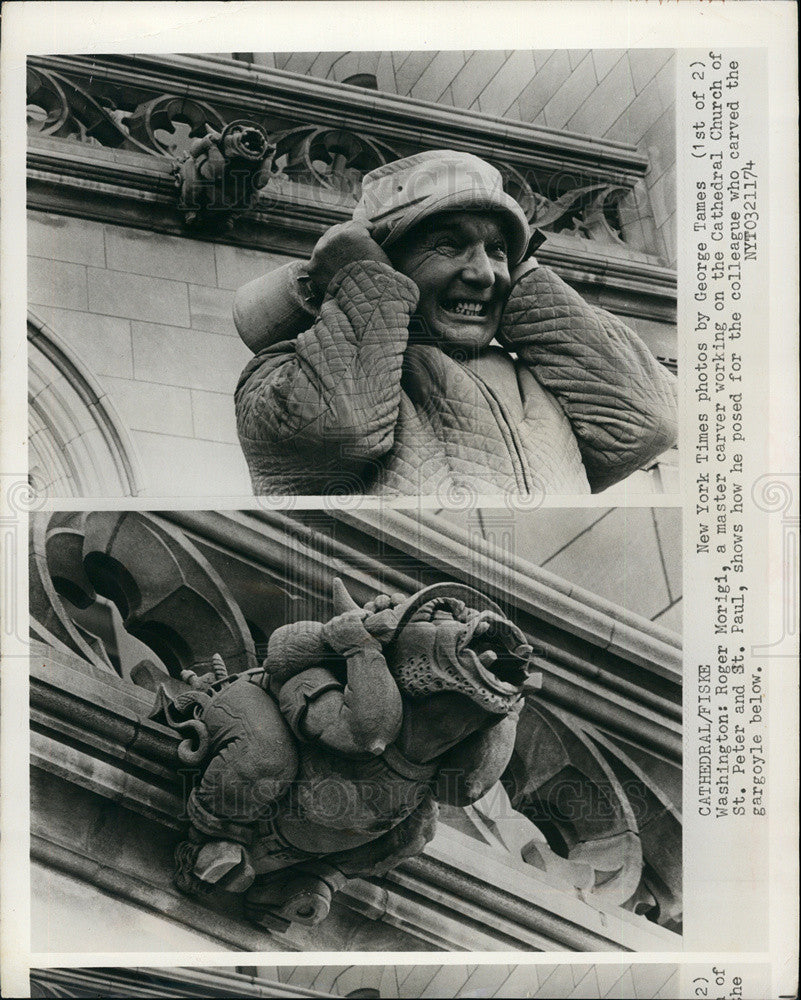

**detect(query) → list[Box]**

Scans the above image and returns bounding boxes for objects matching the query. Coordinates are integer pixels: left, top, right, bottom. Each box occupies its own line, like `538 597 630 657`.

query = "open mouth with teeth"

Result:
441 299 490 318
457 614 532 696
390 598 534 713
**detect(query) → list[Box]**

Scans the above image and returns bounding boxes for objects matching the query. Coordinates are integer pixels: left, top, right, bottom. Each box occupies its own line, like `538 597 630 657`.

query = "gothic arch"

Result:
28 312 143 497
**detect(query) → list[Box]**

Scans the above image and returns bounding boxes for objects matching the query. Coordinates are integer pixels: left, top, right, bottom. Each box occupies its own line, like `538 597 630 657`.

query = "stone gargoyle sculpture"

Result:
159 579 536 927
175 119 275 229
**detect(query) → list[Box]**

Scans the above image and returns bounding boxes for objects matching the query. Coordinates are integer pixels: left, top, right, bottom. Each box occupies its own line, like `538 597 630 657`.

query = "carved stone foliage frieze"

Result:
30 510 682 936
271 126 402 200
27 57 638 247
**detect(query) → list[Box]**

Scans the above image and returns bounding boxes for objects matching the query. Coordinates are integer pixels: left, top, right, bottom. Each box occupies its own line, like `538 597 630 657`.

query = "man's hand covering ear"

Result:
308 221 392 297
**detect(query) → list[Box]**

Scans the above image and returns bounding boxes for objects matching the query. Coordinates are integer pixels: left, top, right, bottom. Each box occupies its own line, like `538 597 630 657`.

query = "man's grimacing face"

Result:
389 211 513 350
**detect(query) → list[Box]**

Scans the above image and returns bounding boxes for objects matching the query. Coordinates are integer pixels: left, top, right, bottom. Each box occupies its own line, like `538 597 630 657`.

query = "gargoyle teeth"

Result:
478 650 498 667
474 620 491 636
514 643 533 659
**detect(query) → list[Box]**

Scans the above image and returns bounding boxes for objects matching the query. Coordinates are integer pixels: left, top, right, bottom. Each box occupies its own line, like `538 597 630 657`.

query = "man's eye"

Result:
487 242 508 259
433 237 460 254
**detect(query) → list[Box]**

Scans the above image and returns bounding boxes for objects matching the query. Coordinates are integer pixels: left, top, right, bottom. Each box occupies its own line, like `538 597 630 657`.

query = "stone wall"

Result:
28 211 294 495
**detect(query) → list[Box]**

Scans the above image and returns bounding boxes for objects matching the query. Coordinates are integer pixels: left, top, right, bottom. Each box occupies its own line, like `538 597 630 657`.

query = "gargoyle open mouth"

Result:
457 613 532 695
390 596 535 713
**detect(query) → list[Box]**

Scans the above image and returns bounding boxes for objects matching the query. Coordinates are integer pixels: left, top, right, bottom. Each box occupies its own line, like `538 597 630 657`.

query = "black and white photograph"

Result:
30 507 681 953
2 4 798 1000
29 962 683 998
26 48 678 500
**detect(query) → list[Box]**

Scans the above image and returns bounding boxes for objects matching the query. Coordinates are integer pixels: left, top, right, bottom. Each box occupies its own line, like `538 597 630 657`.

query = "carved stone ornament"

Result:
174 120 276 230
159 577 537 927
270 125 403 200
26 60 639 246
31 510 682 937
528 183 629 244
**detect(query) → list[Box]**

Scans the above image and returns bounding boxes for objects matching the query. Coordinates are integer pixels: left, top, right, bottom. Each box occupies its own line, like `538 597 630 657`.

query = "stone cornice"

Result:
30 966 340 1000
26 54 677 325
342 509 682 662
27 137 344 257
32 53 650 182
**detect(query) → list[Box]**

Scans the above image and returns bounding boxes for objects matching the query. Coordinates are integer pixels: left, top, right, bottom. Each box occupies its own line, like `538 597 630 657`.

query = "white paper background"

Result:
2 3 797 998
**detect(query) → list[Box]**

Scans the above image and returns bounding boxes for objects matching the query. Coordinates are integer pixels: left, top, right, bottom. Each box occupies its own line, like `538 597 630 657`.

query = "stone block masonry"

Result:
28 211 296 496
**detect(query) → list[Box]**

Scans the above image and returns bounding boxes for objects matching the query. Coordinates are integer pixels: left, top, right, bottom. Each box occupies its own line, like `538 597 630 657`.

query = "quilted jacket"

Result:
235 260 677 497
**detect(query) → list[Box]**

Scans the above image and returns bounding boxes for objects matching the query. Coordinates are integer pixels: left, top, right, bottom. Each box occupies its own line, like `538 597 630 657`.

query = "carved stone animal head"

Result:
264 579 533 713
384 584 533 715
216 121 274 165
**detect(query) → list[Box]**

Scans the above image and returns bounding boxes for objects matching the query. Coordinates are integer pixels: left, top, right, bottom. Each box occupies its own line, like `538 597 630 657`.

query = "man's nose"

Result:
460 245 495 288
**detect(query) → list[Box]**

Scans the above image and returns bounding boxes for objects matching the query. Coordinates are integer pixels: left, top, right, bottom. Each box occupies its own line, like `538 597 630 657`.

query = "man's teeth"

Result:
448 301 486 316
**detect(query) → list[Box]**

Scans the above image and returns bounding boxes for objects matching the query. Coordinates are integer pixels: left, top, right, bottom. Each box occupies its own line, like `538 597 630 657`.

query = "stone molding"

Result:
28 313 143 497
29 54 650 177
26 54 676 326
30 965 340 998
